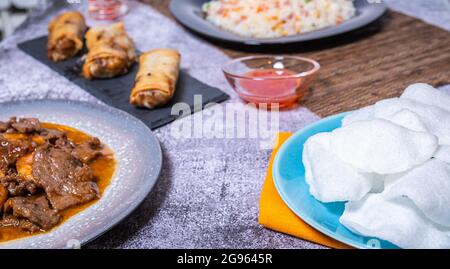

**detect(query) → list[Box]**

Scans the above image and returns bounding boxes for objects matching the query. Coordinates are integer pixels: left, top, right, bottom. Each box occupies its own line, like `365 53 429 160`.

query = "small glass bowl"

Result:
222 55 320 109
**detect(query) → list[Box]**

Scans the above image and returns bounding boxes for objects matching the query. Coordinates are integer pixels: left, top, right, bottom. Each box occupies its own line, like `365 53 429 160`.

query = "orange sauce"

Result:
238 69 302 108
0 123 116 242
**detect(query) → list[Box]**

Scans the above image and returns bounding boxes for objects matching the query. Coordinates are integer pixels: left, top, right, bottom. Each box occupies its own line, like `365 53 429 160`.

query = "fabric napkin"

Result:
258 132 350 249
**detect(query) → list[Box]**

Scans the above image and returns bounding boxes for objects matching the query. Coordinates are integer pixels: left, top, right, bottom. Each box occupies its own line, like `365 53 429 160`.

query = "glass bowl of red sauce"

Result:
223 56 320 109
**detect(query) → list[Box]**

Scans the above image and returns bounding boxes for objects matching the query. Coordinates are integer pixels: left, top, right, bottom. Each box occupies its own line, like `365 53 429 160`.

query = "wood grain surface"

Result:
143 0 450 116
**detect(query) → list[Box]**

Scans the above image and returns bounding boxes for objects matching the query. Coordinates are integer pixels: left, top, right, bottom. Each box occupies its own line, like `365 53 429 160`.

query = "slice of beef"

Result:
0 175 40 197
2 195 61 231
0 137 34 176
72 137 103 163
38 128 66 144
32 145 99 210
0 216 41 233
10 118 41 134
0 121 10 133
54 136 75 149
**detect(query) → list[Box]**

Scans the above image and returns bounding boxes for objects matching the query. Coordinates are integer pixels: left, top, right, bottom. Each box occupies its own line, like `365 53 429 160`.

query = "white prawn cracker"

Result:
401 83 450 113
329 119 438 174
302 132 373 203
342 105 375 126
435 146 450 164
340 194 450 249
379 109 428 132
343 107 428 132
374 98 450 145
384 159 450 227
343 86 450 145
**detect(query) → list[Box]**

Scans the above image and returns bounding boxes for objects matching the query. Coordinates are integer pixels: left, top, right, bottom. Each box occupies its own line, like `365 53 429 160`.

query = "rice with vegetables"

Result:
203 0 356 38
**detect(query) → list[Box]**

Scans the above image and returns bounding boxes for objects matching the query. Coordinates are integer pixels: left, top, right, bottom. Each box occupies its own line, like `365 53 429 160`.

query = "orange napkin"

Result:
258 132 351 249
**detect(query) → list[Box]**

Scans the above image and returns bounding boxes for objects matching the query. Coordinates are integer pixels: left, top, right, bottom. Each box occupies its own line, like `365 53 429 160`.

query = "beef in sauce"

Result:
0 117 114 240
2 195 61 232
32 144 99 211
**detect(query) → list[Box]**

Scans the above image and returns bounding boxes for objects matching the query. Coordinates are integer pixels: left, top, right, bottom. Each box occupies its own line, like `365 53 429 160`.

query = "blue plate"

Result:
272 112 400 249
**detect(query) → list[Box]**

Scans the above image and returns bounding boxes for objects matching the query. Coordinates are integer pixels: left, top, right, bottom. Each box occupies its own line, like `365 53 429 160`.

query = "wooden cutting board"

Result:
144 0 450 117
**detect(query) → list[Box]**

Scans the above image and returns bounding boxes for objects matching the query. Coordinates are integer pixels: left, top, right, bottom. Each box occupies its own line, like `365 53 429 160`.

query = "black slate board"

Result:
18 36 229 130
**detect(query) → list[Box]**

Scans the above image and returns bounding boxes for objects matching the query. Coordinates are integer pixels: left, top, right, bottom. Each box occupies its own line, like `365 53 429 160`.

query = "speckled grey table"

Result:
0 0 449 249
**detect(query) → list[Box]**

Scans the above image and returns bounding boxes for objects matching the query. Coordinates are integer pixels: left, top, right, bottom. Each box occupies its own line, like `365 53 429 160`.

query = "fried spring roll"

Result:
82 22 136 79
130 49 181 109
47 11 87 62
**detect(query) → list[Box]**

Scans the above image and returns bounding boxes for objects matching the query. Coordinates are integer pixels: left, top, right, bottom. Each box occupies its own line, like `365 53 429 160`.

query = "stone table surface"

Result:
0 0 449 249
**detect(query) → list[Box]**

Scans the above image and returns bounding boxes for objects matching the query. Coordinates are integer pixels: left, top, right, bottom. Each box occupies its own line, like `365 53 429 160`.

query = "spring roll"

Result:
47 11 87 62
82 22 136 79
130 49 181 109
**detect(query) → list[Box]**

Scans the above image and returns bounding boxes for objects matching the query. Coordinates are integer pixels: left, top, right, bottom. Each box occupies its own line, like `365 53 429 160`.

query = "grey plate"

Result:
170 0 387 45
0 100 162 249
